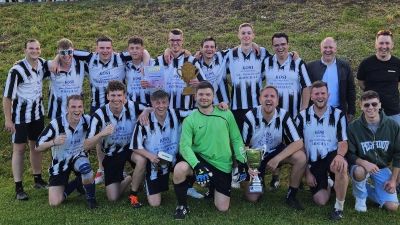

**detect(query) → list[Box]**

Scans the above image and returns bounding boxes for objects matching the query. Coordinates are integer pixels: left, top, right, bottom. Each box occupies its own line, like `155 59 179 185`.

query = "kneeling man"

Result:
36 95 97 209
242 85 306 211
296 81 348 221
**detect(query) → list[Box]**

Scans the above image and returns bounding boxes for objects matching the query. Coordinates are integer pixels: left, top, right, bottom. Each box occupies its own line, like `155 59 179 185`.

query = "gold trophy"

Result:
241 146 267 193
176 62 199 95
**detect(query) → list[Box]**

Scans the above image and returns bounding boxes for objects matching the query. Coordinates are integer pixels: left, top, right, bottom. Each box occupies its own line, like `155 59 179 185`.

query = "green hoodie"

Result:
346 110 400 168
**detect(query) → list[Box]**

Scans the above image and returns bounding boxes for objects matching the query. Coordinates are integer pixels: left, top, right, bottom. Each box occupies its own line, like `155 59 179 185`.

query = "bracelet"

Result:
337 154 344 158
53 139 56 146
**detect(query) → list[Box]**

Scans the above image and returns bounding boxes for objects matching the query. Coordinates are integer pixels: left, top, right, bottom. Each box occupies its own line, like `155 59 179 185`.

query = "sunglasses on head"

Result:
363 102 379 108
376 30 392 37
59 49 73 55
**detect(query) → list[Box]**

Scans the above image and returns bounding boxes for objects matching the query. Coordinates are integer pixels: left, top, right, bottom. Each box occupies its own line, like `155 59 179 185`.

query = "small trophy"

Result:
176 62 199 95
154 151 173 171
241 146 267 193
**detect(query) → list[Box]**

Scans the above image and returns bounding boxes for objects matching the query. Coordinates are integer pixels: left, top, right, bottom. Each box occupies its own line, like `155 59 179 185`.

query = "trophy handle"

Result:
194 68 199 78
176 68 182 78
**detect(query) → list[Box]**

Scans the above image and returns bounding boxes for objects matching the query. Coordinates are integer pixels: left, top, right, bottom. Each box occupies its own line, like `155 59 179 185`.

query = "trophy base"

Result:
249 185 263 193
182 87 195 95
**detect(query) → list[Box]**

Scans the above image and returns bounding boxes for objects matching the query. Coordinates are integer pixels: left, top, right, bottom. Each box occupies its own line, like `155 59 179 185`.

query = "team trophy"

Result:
176 62 199 95
154 151 173 171
241 145 267 193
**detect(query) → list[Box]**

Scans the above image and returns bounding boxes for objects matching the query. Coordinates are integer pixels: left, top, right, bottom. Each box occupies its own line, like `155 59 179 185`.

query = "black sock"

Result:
287 186 298 199
63 178 79 198
130 190 138 196
84 181 96 200
272 175 279 181
174 180 189 207
33 174 42 183
15 181 23 192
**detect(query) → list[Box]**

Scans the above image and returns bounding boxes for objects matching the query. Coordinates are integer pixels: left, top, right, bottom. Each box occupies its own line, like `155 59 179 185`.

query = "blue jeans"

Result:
350 165 398 207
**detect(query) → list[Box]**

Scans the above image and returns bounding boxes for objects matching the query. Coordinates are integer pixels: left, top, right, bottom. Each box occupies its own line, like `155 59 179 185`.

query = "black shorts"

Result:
145 171 170 196
103 149 135 186
193 154 232 197
48 157 82 186
13 118 44 143
309 151 337 196
232 109 250 131
49 167 73 187
245 144 286 181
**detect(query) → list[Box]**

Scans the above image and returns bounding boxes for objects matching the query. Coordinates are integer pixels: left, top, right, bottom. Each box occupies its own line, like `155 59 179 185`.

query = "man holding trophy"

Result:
241 86 306 211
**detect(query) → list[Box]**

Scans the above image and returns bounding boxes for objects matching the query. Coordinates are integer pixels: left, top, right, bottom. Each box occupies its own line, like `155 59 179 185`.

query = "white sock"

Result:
334 198 344 211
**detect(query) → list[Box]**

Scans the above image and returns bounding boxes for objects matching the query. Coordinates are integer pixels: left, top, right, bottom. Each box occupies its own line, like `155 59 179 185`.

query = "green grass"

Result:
1 0 400 224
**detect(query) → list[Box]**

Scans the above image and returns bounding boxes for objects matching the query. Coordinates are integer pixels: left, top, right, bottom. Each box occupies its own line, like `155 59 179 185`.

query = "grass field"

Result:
0 0 400 224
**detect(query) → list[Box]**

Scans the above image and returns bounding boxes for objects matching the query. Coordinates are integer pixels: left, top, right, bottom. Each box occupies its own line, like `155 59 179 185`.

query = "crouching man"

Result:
36 95 97 209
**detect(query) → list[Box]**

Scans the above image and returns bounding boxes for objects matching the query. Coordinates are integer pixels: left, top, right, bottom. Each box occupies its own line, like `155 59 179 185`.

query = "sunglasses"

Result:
363 102 379 108
59 49 73 55
376 30 392 37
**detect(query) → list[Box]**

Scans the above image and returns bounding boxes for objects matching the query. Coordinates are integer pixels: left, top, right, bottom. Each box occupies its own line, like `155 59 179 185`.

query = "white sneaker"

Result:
187 188 204 199
328 176 334 187
231 167 241 189
355 196 367 212
94 169 104 184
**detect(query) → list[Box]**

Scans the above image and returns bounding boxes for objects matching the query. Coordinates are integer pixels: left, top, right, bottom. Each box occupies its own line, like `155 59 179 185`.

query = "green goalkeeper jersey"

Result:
180 107 245 173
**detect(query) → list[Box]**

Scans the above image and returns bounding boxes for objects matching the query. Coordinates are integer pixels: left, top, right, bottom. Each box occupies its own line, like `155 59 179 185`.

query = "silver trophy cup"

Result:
242 146 267 193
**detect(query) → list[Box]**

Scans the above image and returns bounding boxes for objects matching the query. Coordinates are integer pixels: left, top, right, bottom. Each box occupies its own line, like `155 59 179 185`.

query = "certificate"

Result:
144 66 165 91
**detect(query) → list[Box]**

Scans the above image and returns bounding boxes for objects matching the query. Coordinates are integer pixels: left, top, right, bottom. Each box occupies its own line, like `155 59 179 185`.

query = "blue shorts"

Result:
350 165 399 207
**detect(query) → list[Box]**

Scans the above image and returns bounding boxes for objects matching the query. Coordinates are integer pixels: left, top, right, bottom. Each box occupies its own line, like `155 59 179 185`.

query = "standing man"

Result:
346 90 400 212
3 39 49 200
144 29 206 109
126 36 154 105
83 80 147 207
47 38 87 119
35 95 97 209
241 86 306 211
262 32 311 189
307 37 356 123
357 30 400 124
198 36 230 105
263 32 311 119
296 81 348 221
172 81 247 219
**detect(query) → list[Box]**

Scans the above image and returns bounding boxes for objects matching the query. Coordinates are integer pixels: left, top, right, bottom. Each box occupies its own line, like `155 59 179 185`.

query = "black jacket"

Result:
307 58 356 116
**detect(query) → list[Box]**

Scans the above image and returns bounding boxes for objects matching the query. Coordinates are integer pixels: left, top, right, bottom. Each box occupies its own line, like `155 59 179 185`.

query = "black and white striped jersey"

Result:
263 55 312 118
296 105 347 162
226 47 271 110
154 53 206 109
242 106 301 153
199 50 230 104
130 109 192 180
36 114 90 175
125 59 155 105
3 58 48 124
73 50 130 107
86 100 145 156
47 59 88 119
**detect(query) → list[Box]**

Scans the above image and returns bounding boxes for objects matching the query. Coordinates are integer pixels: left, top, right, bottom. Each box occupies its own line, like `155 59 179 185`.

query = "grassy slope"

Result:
0 0 400 224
